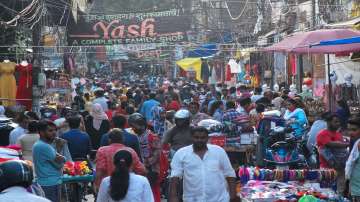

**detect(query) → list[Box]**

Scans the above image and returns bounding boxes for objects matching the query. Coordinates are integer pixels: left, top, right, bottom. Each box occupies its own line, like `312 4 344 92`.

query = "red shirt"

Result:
166 101 180 111
316 129 343 168
95 143 146 187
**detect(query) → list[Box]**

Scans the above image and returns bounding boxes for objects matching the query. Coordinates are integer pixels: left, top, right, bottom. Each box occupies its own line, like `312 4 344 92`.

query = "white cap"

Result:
174 109 190 119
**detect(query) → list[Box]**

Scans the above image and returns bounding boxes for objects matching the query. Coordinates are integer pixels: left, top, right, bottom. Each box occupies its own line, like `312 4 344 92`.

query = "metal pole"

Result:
311 0 316 29
32 22 42 114
327 54 332 111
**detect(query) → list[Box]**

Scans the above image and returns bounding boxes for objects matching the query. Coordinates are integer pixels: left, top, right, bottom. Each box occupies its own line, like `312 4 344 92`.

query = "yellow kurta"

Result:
0 62 17 106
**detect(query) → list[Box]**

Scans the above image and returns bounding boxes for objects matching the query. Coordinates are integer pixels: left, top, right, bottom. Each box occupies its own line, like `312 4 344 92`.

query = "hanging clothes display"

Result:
200 60 210 83
225 64 232 82
0 62 17 106
16 63 32 110
273 52 286 75
252 64 261 88
215 63 222 82
324 84 341 112
209 65 217 84
229 59 241 73
289 54 297 76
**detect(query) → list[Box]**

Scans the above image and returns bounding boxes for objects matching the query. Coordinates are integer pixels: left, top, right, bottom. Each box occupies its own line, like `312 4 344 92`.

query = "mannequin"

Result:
16 60 32 110
329 71 337 83
340 73 358 101
328 71 340 112
289 84 297 97
20 60 28 66
0 59 17 106
303 71 313 88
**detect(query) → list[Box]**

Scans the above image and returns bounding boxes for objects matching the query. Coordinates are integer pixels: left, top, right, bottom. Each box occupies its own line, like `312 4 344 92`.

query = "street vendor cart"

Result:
62 161 95 202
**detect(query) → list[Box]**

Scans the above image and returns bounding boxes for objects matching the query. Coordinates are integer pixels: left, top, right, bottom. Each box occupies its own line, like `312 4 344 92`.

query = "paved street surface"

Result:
85 195 167 201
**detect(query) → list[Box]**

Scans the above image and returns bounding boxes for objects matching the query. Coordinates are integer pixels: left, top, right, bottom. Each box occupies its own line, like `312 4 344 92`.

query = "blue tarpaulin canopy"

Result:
187 44 218 58
313 36 360 46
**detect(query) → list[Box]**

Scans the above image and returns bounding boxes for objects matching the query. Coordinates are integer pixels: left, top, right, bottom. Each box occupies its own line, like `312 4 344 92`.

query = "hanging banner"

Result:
68 9 191 45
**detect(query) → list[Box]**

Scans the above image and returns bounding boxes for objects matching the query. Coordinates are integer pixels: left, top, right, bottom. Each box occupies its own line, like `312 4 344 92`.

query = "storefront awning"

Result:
187 44 218 58
263 28 360 54
312 36 360 46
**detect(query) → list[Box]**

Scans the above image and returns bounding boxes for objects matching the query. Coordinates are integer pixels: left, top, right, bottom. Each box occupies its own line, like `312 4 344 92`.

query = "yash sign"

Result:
68 9 190 45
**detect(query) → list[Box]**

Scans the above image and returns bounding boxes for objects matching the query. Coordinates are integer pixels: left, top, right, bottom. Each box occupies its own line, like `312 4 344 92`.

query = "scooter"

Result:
264 127 306 169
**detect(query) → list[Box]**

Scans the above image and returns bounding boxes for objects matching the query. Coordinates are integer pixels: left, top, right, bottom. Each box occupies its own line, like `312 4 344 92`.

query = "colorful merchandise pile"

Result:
238 167 337 185
240 181 348 202
304 98 325 123
223 115 256 148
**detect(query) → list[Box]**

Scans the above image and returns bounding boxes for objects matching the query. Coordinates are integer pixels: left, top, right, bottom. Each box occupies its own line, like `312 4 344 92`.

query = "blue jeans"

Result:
41 184 61 202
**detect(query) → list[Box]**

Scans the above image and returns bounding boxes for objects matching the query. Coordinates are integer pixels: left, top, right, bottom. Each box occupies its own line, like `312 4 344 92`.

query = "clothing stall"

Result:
0 59 32 110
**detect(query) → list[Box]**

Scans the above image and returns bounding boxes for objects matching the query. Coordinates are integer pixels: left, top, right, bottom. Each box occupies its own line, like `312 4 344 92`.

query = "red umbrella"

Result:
264 28 360 111
264 29 360 53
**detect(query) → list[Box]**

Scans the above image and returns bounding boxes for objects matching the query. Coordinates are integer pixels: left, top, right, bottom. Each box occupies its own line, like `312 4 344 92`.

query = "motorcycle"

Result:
298 130 319 169
264 126 306 169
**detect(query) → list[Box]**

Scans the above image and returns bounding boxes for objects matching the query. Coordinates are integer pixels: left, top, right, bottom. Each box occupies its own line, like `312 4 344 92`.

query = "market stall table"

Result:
62 161 94 202
239 180 347 202
62 174 95 202
224 145 256 165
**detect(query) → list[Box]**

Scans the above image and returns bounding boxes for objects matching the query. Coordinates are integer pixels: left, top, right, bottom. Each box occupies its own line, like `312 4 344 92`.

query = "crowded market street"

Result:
1 0 360 202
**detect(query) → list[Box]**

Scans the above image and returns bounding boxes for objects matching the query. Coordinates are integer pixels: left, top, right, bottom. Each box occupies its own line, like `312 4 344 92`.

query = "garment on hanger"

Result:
209 65 217 84
289 54 297 76
215 63 222 82
200 61 210 83
16 63 33 110
0 62 17 106
225 64 232 82
324 84 341 112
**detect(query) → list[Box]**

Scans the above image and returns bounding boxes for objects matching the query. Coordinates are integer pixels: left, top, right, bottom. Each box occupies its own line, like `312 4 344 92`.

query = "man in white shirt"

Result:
169 126 239 202
92 88 109 112
9 113 29 145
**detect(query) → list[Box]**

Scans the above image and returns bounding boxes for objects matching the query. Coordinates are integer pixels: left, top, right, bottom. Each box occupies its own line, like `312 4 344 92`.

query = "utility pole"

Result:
202 0 209 42
311 0 316 29
31 21 42 114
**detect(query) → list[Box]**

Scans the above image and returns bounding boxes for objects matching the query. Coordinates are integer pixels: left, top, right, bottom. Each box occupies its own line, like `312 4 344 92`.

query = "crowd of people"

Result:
0 75 360 202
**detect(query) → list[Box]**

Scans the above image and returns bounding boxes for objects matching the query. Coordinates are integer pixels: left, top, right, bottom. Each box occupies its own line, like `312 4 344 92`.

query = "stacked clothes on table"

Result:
240 180 349 202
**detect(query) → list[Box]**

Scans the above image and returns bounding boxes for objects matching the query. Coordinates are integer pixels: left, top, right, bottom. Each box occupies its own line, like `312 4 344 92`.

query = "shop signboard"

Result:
68 9 191 45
